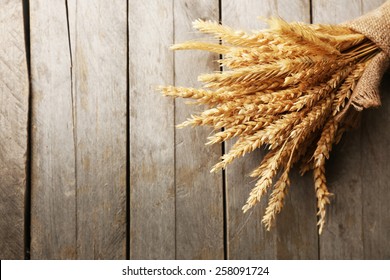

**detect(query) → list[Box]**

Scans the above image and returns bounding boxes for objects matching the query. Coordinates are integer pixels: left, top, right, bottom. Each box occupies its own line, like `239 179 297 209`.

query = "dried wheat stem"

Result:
261 129 303 229
200 56 325 88
221 42 319 68
207 116 275 145
171 41 231 54
211 110 305 172
193 19 272 47
333 62 367 115
267 17 340 55
313 119 339 168
314 163 331 234
243 146 287 213
262 170 290 230
309 24 356 36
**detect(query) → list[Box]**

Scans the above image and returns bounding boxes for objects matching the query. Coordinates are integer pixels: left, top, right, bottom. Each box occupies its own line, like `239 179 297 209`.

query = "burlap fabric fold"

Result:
343 1 390 110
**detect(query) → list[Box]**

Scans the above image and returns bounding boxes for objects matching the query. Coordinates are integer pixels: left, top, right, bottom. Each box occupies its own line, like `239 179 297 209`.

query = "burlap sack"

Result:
343 1 390 110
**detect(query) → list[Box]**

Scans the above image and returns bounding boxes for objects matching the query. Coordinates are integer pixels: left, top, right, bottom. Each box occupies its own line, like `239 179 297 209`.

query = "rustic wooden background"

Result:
1 0 389 260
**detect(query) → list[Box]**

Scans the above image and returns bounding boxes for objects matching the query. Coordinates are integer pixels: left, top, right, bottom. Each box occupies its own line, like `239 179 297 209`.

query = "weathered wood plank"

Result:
312 0 374 259
31 0 127 259
362 0 388 12
129 0 175 259
30 0 76 259
361 0 390 260
222 0 316 259
312 0 362 24
222 1 276 259
360 0 390 259
354 0 390 260
70 0 127 259
361 73 390 259
174 0 224 260
0 0 29 260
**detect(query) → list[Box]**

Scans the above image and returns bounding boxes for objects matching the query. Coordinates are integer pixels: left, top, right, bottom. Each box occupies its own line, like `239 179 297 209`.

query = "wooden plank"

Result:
222 0 316 259
174 0 224 260
70 0 127 259
362 0 388 12
30 0 76 259
268 0 318 260
129 0 175 259
361 74 390 259
0 0 29 260
360 0 390 259
312 0 362 24
31 0 127 259
313 0 365 259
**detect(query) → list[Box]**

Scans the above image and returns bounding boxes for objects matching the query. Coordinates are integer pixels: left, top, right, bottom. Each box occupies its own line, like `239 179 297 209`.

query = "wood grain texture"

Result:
361 73 390 259
174 0 224 260
361 0 390 260
313 0 388 259
30 0 76 259
129 0 175 259
313 0 364 260
71 0 127 259
31 0 127 259
11 0 389 260
360 0 390 259
0 0 29 260
222 0 316 260
312 0 362 23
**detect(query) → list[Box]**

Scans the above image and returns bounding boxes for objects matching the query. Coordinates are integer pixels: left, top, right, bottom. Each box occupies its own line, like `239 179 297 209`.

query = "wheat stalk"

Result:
159 17 380 234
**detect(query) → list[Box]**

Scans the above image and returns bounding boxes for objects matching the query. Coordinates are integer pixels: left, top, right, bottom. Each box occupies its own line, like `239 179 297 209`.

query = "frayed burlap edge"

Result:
342 1 390 111
349 52 389 110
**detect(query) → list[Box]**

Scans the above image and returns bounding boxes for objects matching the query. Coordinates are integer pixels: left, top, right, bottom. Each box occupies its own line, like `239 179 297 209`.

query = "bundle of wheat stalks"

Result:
159 17 382 234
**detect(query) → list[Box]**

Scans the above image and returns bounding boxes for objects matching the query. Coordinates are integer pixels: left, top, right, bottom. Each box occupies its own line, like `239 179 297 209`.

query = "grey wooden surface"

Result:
30 0 76 259
174 0 224 260
0 0 29 260
0 0 389 259
30 0 127 259
129 0 176 259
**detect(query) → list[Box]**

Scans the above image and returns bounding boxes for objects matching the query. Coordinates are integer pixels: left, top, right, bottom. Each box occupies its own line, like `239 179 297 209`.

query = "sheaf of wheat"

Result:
159 18 380 234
